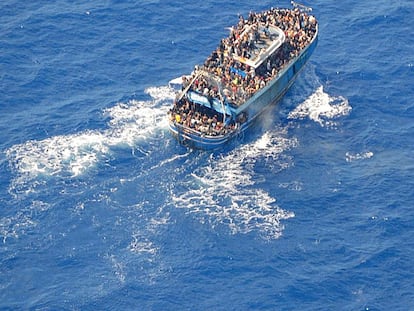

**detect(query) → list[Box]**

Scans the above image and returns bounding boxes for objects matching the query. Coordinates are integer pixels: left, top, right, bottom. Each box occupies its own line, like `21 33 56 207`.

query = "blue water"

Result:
1 0 413 309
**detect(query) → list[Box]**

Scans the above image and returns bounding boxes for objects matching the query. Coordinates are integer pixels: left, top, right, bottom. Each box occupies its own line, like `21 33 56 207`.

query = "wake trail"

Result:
171 128 297 239
5 86 175 194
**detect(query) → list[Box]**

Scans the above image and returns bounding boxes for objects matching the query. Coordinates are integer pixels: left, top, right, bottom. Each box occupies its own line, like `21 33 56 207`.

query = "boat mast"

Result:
211 73 227 125
176 70 201 102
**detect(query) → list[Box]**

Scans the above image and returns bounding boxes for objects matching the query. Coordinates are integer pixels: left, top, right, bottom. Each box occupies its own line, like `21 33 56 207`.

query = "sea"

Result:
1 0 413 310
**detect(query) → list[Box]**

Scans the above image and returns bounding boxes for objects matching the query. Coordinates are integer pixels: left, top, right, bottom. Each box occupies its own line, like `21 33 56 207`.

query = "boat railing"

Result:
172 121 226 138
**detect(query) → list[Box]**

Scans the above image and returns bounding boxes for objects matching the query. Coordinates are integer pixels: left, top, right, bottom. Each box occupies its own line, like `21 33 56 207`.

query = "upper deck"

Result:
232 24 286 69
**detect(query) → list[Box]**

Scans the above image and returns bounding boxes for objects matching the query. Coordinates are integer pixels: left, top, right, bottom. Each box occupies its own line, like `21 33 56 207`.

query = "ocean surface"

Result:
1 0 413 310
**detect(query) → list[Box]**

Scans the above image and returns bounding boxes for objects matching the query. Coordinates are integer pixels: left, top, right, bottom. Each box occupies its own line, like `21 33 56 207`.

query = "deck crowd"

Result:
170 8 317 136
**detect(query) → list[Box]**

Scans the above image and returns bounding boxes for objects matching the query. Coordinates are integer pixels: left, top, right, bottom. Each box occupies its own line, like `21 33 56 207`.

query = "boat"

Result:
168 5 318 149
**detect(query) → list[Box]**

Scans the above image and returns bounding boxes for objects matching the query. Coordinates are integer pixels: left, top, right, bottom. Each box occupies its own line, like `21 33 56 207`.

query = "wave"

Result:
171 128 297 239
345 151 374 162
288 85 351 127
6 86 175 193
0 200 50 243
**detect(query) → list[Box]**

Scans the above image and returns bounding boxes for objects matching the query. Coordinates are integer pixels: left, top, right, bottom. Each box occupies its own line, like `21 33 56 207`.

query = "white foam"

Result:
6 86 173 190
106 254 126 283
0 213 35 243
288 86 351 127
129 233 158 255
278 181 303 191
145 85 176 102
345 151 374 162
172 129 296 239
0 200 49 243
